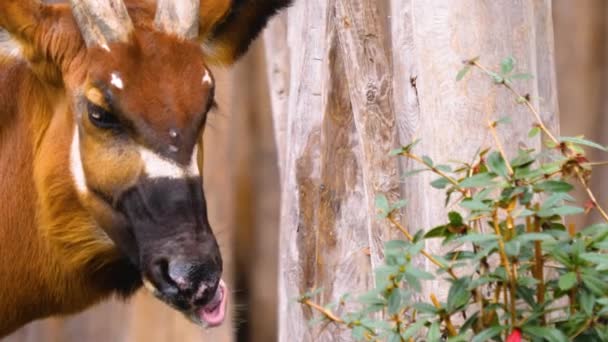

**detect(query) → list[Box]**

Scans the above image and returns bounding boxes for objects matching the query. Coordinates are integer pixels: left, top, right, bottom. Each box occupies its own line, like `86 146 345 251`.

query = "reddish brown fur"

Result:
0 0 291 336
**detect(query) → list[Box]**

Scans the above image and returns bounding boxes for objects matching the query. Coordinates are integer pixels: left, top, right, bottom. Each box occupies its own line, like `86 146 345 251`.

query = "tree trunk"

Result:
267 1 559 340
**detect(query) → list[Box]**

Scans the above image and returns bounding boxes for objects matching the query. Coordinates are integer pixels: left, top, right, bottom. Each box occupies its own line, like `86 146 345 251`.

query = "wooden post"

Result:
267 0 559 340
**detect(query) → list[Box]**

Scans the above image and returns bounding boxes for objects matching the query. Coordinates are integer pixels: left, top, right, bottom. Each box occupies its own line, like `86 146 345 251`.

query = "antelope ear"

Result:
0 2 81 83
198 0 292 64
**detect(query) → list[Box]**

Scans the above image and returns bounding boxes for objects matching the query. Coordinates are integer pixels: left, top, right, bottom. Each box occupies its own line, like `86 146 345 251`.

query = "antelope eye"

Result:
87 102 121 129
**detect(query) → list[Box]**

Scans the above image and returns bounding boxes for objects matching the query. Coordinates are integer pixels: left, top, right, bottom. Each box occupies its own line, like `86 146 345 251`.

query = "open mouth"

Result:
144 278 228 328
196 280 227 327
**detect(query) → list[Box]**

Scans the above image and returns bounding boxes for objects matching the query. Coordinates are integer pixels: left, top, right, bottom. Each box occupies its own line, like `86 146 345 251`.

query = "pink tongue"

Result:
198 280 228 327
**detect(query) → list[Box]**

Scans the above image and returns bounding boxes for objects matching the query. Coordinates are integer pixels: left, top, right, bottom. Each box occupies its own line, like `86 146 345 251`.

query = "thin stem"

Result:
576 172 608 222
431 294 457 337
487 119 514 176
388 215 457 279
402 152 468 196
492 210 517 327
302 299 344 324
585 161 608 167
471 60 558 144
470 59 608 223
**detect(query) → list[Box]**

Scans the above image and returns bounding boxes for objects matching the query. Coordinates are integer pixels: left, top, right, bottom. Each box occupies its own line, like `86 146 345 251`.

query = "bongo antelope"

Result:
0 0 291 336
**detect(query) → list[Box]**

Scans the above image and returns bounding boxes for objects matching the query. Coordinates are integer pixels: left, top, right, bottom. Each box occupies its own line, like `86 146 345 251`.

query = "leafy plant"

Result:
299 57 608 341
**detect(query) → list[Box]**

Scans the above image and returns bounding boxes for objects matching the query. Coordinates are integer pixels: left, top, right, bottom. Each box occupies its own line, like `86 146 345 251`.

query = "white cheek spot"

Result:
101 44 111 52
70 126 88 193
202 70 213 86
139 146 200 179
110 72 124 90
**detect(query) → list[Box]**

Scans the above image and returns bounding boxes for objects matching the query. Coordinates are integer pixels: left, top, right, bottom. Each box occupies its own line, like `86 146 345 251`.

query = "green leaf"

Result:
459 172 498 188
425 225 449 239
375 194 389 215
405 267 435 280
391 199 408 210
427 321 441 341
401 320 426 340
501 56 516 75
537 205 584 218
511 72 534 80
422 155 434 166
387 290 401 315
385 239 409 250
447 277 472 313
456 65 472 81
504 240 521 257
436 164 453 172
431 177 450 189
413 302 439 314
535 180 574 193
460 198 492 211
560 136 608 152
487 151 510 179
402 168 426 178
528 126 541 138
579 290 595 316
558 272 578 290
496 116 512 125
352 326 366 341
448 211 464 226
580 252 608 267
390 148 404 156
455 233 498 245
472 326 507 342
517 233 554 242
521 326 568 342
582 272 608 296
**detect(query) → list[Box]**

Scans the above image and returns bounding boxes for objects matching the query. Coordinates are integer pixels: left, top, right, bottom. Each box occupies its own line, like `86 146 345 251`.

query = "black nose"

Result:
148 257 220 304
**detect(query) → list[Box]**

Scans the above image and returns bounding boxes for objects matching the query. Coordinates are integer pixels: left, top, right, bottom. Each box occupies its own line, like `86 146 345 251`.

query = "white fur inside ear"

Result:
0 30 22 59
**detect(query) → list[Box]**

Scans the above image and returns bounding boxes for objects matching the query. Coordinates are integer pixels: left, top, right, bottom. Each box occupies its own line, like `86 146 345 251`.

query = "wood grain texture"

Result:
270 1 560 339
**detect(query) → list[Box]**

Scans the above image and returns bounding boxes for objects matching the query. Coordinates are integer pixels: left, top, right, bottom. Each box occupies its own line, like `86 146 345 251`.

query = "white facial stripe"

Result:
101 44 111 52
139 146 200 179
70 126 88 193
110 72 124 90
202 70 213 86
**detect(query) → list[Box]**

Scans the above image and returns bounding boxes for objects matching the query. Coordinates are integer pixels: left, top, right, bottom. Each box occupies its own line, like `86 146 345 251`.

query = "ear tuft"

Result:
200 0 293 64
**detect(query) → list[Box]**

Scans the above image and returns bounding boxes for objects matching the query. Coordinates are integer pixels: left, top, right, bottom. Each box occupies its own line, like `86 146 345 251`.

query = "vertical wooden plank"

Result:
553 0 608 225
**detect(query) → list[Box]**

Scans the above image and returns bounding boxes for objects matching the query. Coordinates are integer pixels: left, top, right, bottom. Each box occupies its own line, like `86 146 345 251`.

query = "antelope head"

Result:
66 0 228 326
0 0 293 330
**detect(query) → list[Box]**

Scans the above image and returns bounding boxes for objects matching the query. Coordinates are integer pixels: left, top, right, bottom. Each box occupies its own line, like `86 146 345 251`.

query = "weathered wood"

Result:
272 0 560 340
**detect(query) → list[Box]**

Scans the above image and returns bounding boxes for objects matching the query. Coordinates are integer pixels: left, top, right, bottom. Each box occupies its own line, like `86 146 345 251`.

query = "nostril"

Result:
167 260 192 291
148 258 179 296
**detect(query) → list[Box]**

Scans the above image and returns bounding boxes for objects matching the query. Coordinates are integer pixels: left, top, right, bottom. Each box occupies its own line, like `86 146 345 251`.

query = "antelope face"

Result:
67 1 226 327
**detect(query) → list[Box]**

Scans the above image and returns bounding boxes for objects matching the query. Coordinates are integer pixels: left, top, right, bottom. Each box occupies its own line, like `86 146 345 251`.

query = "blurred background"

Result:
4 1 608 341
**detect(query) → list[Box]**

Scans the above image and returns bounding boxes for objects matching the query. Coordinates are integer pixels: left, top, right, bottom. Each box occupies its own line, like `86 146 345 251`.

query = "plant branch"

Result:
301 299 344 324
